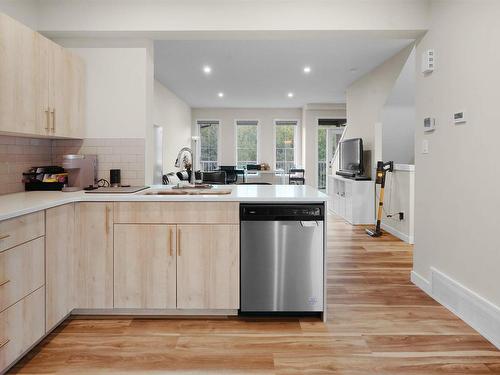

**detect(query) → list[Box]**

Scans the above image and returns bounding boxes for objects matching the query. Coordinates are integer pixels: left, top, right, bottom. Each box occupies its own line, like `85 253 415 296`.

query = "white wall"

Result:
0 0 38 28
192 108 302 167
381 47 416 164
302 103 346 187
344 44 414 170
36 0 430 34
414 0 500 307
55 39 155 183
382 106 415 164
69 47 148 138
154 80 192 173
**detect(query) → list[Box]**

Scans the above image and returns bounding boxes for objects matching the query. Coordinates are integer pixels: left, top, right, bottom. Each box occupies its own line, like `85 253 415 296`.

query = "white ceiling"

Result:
154 37 414 108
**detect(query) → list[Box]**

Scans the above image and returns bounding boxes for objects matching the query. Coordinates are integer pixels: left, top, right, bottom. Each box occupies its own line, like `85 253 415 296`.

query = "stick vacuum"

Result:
366 161 394 237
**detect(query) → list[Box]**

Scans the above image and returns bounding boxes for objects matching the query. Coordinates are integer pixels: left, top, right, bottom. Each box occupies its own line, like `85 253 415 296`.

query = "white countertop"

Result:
0 185 327 221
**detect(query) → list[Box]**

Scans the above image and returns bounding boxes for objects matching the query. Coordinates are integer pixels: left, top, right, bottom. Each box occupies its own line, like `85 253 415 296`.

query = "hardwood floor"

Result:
10 215 500 374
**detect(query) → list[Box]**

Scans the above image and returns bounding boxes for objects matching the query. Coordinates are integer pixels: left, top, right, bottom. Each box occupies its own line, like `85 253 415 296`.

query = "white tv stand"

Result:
327 175 375 225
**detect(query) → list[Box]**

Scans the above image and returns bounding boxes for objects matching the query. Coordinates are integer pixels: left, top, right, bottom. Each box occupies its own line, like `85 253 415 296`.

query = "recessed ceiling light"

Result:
287 92 294 98
349 68 358 73
303 66 311 74
218 92 224 98
203 65 212 74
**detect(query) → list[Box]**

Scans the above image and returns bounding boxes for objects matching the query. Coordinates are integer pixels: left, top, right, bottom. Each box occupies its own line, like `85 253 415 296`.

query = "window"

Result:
198 120 219 171
236 120 258 168
275 120 298 173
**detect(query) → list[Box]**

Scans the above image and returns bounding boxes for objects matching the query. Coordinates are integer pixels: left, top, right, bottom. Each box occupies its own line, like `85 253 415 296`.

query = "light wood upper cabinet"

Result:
114 224 177 309
74 203 113 309
0 13 85 138
0 13 41 135
49 43 85 138
46 203 75 330
177 224 239 310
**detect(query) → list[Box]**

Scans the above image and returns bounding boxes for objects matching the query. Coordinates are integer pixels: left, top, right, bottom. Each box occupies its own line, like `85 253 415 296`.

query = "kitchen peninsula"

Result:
0 185 327 373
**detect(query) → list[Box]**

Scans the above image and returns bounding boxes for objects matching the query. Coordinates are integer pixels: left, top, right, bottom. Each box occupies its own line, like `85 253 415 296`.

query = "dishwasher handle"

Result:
300 221 319 227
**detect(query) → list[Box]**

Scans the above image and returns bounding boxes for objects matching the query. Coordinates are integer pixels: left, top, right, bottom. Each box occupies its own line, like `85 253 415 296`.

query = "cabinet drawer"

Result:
114 202 239 224
0 287 45 373
0 238 45 312
0 212 44 253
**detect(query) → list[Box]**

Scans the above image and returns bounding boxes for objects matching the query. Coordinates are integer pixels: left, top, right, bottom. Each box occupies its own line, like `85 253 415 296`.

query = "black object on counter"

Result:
23 166 67 191
110 169 121 187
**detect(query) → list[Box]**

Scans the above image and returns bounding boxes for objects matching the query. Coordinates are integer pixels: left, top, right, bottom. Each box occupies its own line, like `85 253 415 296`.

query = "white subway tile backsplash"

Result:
0 136 146 195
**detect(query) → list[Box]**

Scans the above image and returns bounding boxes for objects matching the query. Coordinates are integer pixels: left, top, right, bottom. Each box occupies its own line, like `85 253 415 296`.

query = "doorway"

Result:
317 119 346 190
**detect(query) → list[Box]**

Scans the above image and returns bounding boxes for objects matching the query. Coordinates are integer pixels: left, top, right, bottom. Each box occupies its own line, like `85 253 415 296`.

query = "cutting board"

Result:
85 186 149 194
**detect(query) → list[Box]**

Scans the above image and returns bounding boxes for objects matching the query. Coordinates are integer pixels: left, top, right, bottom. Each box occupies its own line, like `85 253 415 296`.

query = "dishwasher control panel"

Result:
240 204 324 221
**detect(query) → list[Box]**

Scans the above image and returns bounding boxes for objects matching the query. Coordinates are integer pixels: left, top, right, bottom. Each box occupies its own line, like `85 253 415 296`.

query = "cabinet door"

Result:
74 203 113 309
0 287 45 373
114 225 176 309
46 203 75 331
177 225 239 310
49 43 85 138
0 14 41 135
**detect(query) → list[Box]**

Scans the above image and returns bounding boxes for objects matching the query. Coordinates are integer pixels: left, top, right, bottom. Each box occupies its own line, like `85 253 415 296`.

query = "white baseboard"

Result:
411 267 500 349
381 222 414 244
410 270 432 296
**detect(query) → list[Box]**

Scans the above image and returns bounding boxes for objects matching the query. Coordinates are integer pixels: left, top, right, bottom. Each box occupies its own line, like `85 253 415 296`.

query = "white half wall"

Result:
413 0 500 347
191 107 302 167
154 80 192 173
380 165 415 244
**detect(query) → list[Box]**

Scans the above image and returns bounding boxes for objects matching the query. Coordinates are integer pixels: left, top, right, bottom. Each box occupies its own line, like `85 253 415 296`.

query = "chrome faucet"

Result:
174 146 195 184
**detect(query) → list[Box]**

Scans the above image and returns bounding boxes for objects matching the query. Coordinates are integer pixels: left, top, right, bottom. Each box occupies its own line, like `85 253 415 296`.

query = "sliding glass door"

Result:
318 119 346 189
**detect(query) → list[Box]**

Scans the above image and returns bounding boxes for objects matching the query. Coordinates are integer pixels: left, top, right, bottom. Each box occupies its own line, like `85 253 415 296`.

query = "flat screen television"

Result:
337 138 364 178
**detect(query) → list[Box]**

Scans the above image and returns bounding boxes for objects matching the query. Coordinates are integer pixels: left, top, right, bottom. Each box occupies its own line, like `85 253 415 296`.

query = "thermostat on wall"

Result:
454 111 466 124
424 117 436 132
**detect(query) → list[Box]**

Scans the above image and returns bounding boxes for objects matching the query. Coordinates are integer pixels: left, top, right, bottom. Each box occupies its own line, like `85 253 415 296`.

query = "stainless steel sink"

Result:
142 189 231 196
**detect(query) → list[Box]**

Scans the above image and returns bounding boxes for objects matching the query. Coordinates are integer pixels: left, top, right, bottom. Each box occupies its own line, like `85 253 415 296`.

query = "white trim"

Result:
394 163 415 172
273 118 300 171
196 118 221 169
381 222 414 244
431 268 500 349
411 267 500 349
234 118 260 167
410 270 432 296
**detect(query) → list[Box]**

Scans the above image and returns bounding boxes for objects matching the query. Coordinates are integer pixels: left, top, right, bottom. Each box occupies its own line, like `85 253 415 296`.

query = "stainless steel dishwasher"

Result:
240 204 324 312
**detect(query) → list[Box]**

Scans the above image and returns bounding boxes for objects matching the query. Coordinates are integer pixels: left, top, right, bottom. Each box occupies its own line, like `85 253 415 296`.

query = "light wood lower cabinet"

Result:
0 237 45 312
0 286 45 372
114 224 177 309
176 225 239 310
45 203 75 331
0 211 44 253
74 203 113 309
113 223 240 310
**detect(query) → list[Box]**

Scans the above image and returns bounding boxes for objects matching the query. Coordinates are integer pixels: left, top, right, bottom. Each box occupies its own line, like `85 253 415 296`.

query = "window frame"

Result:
273 119 300 173
196 118 221 171
234 119 260 168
